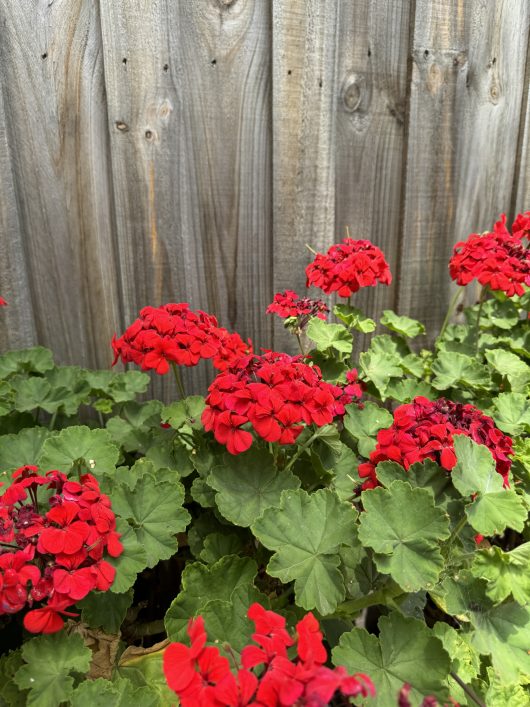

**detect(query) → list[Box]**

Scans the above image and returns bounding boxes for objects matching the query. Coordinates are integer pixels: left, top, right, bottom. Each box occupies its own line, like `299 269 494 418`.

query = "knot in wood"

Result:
217 0 236 6
341 75 363 113
115 121 129 132
144 129 155 141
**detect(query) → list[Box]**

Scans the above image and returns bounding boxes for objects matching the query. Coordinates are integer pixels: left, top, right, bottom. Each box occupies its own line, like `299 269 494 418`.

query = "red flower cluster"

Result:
449 213 530 297
0 296 6 306
112 303 251 375
358 396 512 491
202 352 347 454
266 290 329 328
0 466 122 633
305 238 392 298
163 603 375 707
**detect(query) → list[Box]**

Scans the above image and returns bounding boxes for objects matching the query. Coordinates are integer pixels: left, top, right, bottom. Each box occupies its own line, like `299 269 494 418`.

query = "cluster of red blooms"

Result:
358 396 513 491
266 290 329 328
305 238 392 298
0 466 122 633
0 297 6 306
449 213 530 297
202 352 361 455
112 303 251 375
163 603 375 707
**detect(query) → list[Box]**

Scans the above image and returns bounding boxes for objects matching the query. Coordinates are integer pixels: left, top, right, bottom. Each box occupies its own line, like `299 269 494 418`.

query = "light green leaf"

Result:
491 392 530 435
70 676 158 707
38 426 119 476
358 481 450 592
376 459 453 502
333 304 376 333
431 351 491 390
432 623 481 704
466 492 527 536
333 612 450 706
44 366 91 415
110 474 190 567
484 298 520 330
165 555 258 641
108 519 148 593
14 633 91 707
359 350 402 395
472 543 530 604
208 447 300 527
307 317 353 354
485 668 530 707
485 349 530 392
0 347 54 378
11 371 88 415
384 378 435 403
0 427 51 480
106 400 163 452
330 444 360 501
343 402 392 458
380 310 425 338
162 396 205 430
78 589 134 634
252 489 356 614
117 652 175 705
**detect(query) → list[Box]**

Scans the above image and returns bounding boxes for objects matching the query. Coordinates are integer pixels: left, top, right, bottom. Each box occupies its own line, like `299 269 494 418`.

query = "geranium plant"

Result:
0 213 529 706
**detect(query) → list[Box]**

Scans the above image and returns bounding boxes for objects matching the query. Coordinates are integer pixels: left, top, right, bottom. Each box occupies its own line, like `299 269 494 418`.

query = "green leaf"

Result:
343 402 392 458
452 436 527 535
78 589 134 634
14 633 91 707
106 401 163 452
358 481 450 592
165 555 258 641
431 352 491 390
484 297 520 330
307 317 353 354
485 668 530 707
110 474 190 567
491 392 530 435
333 612 450 705
0 427 51 480
0 347 54 378
117 652 175 705
472 543 530 604
199 532 246 564
333 304 376 333
0 650 27 706
380 310 425 338
208 447 300 527
252 489 356 614
384 378 435 403
485 348 530 392
86 370 150 403
330 445 360 501
376 459 453 502
44 366 91 415
70 676 158 707
432 623 481 704
190 477 216 508
162 396 205 430
38 426 119 476
10 374 85 415
359 350 402 396
108 519 148 593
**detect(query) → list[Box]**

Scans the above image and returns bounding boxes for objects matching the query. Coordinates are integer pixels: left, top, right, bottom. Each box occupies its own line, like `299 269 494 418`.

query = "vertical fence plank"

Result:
271 0 340 352
334 0 412 332
398 0 530 334
0 73 37 350
0 0 121 367
99 0 272 397
513 35 530 214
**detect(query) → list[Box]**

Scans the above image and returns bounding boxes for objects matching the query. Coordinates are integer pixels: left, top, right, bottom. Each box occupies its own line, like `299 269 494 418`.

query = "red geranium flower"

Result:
358 396 513 491
267 291 329 331
0 297 6 306
512 210 530 240
306 238 392 298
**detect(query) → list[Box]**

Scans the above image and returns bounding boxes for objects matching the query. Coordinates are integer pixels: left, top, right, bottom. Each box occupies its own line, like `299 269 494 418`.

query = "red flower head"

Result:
164 603 376 706
267 291 329 331
112 302 251 375
306 238 392 298
512 210 530 240
0 467 123 633
449 214 530 297
202 351 347 454
358 396 513 491
0 297 6 307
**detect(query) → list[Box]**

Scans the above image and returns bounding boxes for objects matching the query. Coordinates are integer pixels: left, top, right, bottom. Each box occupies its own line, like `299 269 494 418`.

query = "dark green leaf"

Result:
343 402 392 458
78 589 134 634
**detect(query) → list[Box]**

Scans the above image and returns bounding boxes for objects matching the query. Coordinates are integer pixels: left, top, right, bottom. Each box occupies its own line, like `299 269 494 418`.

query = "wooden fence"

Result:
1 0 529 398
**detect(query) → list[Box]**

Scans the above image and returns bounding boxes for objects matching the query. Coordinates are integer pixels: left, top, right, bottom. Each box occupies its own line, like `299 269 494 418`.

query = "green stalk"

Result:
170 362 187 399
437 287 463 343
335 581 404 616
283 429 320 473
474 286 487 356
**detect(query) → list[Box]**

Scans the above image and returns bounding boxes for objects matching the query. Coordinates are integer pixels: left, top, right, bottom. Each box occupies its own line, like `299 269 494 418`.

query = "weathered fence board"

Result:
398 0 530 332
0 0 121 368
0 0 529 397
99 0 272 397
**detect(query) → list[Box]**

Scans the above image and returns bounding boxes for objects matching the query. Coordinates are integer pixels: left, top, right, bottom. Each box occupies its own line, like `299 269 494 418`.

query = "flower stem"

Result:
335 580 404 616
474 286 487 356
170 362 186 399
305 243 318 256
450 672 486 707
437 287 463 343
283 429 320 473
48 411 58 431
295 333 306 356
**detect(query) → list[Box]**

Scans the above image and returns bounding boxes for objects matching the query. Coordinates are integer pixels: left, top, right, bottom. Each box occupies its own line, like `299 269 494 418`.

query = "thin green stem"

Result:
283 430 320 473
295 333 306 356
305 243 318 255
335 581 404 616
450 672 486 707
48 411 58 431
448 515 468 546
474 286 487 356
437 287 463 343
170 362 187 399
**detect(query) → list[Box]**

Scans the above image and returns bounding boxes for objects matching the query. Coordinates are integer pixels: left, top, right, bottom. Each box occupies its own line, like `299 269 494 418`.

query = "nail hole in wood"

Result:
424 49 429 58
367 48 371 57
211 58 217 66
122 57 127 65
163 64 169 72
41 52 47 60
145 129 153 140
318 78 323 88
287 70 292 75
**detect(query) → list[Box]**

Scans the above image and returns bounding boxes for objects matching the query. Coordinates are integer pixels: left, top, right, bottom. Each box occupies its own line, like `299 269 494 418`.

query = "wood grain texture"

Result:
397 0 530 334
334 0 412 342
512 32 530 215
99 0 272 397
0 66 37 351
0 0 121 367
271 0 340 352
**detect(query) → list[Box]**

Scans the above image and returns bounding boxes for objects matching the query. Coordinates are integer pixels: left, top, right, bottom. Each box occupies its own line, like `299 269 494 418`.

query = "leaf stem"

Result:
437 287 463 343
474 286 487 356
295 333 306 356
335 581 404 616
170 362 187 400
305 243 318 256
448 515 468 546
128 619 166 638
450 671 486 707
48 411 58 431
283 430 320 473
